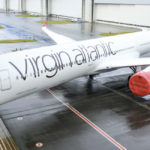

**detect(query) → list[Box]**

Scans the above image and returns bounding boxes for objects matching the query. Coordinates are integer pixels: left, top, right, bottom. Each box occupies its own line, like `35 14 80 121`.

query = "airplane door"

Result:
0 70 11 91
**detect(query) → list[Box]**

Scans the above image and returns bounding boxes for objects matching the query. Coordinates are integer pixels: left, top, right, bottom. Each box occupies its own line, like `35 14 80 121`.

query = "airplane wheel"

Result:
89 75 93 80
127 75 132 88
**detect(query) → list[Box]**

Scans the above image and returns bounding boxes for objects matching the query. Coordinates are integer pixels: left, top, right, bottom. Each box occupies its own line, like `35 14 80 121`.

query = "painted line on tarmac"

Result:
47 89 127 150
104 85 150 111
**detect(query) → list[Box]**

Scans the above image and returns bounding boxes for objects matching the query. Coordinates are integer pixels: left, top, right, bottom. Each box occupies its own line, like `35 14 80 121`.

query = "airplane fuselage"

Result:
1 31 150 104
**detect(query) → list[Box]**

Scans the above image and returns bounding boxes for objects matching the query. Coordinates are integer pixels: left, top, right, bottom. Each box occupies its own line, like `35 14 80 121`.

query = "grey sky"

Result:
94 0 150 4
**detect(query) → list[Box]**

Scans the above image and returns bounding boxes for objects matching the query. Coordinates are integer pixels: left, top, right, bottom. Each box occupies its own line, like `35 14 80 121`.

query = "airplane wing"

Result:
95 58 150 72
42 22 75 44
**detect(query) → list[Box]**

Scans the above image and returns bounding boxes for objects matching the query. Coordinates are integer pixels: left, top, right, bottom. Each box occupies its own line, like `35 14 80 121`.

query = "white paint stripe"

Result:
47 89 127 150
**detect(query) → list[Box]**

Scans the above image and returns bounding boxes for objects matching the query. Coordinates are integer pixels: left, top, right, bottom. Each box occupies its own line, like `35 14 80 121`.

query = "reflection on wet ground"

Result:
1 74 150 150
0 13 149 150
0 13 140 53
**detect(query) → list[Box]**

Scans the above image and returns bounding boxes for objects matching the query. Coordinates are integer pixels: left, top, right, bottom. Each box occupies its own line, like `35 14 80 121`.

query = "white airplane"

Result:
1 22 150 104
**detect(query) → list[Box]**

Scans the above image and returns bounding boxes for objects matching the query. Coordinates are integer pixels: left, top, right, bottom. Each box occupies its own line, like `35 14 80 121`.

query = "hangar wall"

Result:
1 0 150 26
0 0 5 9
9 0 19 11
26 0 41 14
95 4 150 26
51 0 82 18
0 0 92 21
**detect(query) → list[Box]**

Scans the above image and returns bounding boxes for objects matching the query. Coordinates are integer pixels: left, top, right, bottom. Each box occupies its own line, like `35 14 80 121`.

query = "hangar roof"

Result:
94 0 150 5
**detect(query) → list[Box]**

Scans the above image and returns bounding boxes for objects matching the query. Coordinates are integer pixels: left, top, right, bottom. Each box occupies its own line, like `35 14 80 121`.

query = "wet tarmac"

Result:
0 13 150 150
0 13 140 53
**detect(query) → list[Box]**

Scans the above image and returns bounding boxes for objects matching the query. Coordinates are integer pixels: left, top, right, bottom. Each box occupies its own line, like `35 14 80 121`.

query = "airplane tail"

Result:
42 22 75 44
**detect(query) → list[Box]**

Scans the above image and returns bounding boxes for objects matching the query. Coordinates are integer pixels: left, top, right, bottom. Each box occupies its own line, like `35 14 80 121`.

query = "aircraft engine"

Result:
129 67 150 96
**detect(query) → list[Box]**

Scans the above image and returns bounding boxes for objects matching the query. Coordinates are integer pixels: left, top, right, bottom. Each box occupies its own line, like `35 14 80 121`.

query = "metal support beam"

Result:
46 0 48 16
18 0 22 12
22 0 25 12
85 0 95 22
20 0 26 12
5 0 9 12
82 0 85 21
41 0 48 16
90 0 94 22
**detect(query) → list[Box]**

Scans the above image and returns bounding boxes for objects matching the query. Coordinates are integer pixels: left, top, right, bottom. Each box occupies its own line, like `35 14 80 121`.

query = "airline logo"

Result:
9 41 117 80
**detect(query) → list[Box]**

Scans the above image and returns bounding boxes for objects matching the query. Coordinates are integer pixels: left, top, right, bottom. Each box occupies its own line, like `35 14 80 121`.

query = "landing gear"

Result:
130 66 141 73
128 75 131 81
89 75 94 80
127 75 132 88
130 66 137 73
